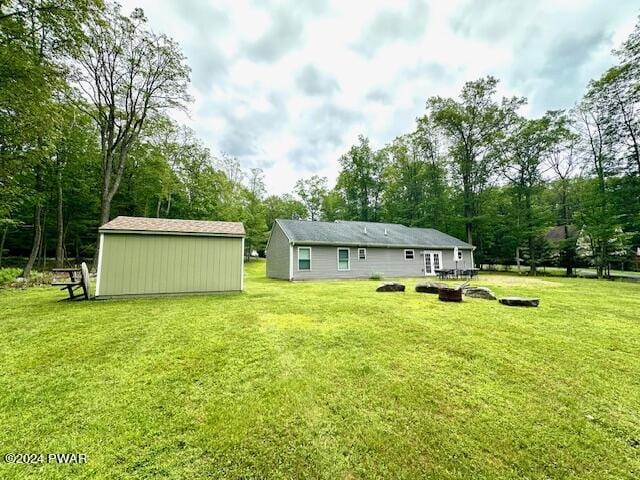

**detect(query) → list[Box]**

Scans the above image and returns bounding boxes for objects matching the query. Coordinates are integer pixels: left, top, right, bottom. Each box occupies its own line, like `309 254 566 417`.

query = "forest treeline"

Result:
1 1 639 278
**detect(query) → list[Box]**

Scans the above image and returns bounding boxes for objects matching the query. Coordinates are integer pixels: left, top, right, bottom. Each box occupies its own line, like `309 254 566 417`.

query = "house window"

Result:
298 247 311 271
404 249 414 260
337 248 350 270
358 248 366 260
457 250 463 261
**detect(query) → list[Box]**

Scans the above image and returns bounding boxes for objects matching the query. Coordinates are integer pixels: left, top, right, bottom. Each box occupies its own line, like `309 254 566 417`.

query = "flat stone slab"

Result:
376 282 405 292
464 286 497 300
499 297 540 307
415 282 447 294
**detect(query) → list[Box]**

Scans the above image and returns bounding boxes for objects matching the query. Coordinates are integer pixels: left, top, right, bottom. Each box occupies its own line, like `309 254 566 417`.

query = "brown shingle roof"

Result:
100 216 245 236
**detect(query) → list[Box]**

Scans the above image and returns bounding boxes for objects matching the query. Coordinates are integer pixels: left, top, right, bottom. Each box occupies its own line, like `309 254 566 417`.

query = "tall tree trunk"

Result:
39 214 46 271
165 193 172 217
156 197 161 218
617 95 640 176
529 235 537 276
23 204 42 278
75 237 81 267
93 197 111 271
23 168 44 278
94 146 130 270
56 157 65 267
463 187 473 245
526 190 536 276
462 165 474 245
563 224 573 277
0 225 8 268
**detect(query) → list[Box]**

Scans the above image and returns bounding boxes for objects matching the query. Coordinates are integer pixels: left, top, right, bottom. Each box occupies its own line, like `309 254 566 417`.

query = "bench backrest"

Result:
81 262 90 297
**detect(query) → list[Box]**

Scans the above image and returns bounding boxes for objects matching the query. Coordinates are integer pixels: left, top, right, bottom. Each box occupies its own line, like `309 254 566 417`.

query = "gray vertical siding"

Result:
266 222 291 279
290 245 474 280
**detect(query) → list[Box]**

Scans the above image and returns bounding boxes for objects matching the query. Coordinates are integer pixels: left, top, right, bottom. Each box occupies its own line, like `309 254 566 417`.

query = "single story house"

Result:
96 216 245 298
266 219 474 281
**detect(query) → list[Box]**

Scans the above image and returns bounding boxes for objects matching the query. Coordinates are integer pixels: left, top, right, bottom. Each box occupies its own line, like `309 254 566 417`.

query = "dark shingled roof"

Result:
545 225 577 242
100 216 245 236
276 219 472 248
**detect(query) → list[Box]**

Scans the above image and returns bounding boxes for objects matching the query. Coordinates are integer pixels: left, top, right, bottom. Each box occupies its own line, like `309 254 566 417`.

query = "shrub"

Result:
0 268 22 287
369 272 383 280
0 268 54 288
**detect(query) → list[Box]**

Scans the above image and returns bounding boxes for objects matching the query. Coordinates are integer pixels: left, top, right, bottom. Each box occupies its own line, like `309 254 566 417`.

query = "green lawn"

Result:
482 264 640 279
1 261 639 479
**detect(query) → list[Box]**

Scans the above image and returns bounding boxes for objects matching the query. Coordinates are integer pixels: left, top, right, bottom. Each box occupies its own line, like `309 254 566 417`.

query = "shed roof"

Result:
276 219 472 248
100 216 245 236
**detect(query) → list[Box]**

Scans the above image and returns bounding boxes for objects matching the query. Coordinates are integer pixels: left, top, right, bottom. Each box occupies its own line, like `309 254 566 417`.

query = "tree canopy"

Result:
1 3 639 279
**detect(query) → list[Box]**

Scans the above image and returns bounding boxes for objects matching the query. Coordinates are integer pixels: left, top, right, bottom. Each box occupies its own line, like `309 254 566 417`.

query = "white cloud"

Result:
119 0 638 193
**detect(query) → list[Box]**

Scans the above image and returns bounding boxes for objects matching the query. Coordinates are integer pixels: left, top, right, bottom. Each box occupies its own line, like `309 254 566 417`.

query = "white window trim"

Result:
297 246 312 271
404 249 415 260
457 250 464 261
337 247 350 271
358 247 366 260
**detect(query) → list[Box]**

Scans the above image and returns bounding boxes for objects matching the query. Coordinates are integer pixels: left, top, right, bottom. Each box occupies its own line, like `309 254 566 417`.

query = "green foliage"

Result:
294 175 327 221
2 5 640 279
75 2 191 227
0 268 21 286
428 76 526 244
497 111 573 272
320 189 348 222
381 123 451 231
264 194 307 230
336 135 386 222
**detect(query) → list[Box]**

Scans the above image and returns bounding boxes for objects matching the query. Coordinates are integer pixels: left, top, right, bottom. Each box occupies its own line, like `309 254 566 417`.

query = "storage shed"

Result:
96 216 245 298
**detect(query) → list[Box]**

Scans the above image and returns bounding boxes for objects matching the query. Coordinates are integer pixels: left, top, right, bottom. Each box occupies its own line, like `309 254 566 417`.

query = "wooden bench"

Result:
52 262 90 300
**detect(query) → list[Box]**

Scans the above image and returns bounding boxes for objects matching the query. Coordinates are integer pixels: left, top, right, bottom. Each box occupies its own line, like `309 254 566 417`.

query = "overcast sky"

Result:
120 0 637 194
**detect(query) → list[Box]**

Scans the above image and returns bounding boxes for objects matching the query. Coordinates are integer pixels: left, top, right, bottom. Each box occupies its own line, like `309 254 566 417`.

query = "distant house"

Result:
266 219 474 280
545 225 578 243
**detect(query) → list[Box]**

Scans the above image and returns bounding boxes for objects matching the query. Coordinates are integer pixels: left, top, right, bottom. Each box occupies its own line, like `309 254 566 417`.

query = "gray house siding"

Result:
266 222 291 279
291 245 474 280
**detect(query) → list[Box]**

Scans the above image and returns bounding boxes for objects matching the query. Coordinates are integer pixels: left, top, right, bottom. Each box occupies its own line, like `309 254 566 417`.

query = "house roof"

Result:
275 219 472 249
545 224 577 242
100 216 245 236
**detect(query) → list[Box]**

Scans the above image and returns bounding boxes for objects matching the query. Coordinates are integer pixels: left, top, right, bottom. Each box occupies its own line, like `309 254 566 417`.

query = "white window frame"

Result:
358 248 367 260
404 249 415 260
337 247 350 271
297 246 312 271
457 250 463 261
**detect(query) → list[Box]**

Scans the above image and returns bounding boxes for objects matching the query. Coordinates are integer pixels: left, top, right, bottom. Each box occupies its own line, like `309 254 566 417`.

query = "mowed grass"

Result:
1 261 639 479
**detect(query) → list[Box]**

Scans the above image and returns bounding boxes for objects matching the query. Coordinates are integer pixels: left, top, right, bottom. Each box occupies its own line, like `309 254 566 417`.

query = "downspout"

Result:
289 243 293 281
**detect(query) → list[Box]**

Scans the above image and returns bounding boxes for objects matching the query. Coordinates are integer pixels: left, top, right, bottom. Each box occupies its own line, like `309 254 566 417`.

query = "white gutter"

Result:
288 244 293 280
290 241 474 249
